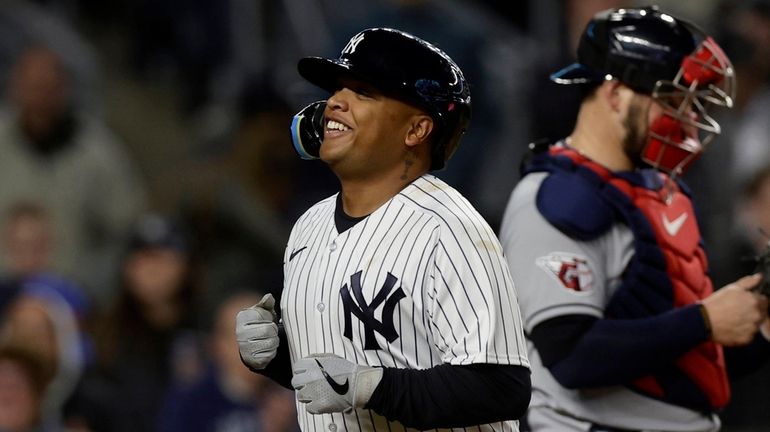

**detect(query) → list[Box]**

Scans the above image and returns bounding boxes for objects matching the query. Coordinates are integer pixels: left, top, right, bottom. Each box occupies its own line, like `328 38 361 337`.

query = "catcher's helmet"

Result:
552 6 735 175
552 6 712 93
294 27 471 171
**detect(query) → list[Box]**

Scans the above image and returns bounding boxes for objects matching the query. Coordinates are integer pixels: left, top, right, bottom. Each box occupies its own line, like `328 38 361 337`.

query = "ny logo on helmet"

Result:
340 271 405 350
342 33 366 55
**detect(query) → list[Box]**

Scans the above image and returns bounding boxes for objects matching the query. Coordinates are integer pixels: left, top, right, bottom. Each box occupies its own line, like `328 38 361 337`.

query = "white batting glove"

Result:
291 353 383 414
236 294 279 370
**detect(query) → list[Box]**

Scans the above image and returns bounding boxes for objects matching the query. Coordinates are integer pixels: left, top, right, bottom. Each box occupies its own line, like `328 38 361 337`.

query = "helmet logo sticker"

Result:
536 252 595 294
341 33 366 56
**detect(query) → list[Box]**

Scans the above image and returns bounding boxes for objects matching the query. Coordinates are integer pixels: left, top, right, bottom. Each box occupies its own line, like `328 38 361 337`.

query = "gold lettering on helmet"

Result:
342 33 366 55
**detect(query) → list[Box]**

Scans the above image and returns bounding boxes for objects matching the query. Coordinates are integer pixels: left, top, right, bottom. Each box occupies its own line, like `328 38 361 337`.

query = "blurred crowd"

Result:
0 0 768 431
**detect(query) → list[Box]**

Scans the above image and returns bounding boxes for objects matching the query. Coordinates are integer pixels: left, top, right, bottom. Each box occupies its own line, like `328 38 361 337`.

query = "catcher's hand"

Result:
236 294 279 370
291 353 383 414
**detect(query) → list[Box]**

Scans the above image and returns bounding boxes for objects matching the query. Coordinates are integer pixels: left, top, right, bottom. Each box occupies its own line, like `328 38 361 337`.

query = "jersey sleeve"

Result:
499 173 622 333
428 206 529 367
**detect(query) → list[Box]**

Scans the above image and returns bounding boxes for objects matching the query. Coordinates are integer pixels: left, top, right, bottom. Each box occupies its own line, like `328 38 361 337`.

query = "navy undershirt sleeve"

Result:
365 363 531 429
529 304 709 389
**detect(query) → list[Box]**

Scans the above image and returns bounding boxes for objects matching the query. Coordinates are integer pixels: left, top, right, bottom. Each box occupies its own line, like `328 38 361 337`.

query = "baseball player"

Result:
236 28 531 431
499 7 770 431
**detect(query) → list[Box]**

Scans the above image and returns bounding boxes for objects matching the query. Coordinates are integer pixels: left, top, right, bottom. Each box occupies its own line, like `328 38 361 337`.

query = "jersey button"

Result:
329 242 337 252
328 424 337 432
317 302 325 312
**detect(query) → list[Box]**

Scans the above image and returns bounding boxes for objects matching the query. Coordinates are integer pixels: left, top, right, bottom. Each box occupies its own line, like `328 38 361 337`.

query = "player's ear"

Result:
602 80 632 114
405 115 433 148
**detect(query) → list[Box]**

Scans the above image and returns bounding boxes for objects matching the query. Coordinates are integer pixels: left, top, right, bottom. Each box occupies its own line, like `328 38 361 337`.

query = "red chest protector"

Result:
529 146 729 409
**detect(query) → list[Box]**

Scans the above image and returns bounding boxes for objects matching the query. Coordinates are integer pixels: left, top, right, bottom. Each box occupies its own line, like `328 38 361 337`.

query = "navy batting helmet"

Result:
292 27 471 171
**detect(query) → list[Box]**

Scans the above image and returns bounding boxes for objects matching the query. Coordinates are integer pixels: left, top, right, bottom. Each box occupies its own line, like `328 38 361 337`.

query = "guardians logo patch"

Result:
536 252 594 294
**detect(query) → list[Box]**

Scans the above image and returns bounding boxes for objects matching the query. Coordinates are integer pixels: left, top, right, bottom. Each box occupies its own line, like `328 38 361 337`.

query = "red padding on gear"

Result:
645 115 702 173
682 37 728 86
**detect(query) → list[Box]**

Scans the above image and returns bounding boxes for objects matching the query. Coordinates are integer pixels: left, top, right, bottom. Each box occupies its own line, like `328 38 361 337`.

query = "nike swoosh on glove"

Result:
291 353 383 414
236 294 279 370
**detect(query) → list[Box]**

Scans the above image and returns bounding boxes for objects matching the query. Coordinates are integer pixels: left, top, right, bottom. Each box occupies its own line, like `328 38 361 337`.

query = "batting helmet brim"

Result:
298 57 354 94
298 56 430 113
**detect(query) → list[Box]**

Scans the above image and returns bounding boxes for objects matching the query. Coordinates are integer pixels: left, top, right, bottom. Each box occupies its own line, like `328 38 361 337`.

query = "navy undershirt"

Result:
335 193 368 233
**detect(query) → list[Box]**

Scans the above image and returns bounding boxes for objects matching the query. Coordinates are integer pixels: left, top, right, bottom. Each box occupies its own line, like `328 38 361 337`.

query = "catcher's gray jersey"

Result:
282 174 529 432
499 173 719 432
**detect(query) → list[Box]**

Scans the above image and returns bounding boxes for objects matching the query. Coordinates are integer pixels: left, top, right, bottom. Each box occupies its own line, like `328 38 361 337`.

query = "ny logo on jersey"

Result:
340 271 405 350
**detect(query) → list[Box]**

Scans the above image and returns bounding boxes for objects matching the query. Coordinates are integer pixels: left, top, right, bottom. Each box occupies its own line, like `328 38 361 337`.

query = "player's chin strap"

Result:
642 37 735 201
290 100 326 160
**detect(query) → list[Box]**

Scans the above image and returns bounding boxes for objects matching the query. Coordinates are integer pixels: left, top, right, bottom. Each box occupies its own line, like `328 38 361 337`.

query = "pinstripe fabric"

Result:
282 174 529 431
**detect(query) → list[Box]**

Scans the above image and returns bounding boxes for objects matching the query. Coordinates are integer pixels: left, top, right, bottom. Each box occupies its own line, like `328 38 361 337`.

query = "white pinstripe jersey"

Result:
281 174 529 432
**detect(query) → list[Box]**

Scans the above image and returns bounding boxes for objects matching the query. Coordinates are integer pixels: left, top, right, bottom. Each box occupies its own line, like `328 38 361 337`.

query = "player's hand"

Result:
702 274 769 346
236 294 279 370
291 353 383 414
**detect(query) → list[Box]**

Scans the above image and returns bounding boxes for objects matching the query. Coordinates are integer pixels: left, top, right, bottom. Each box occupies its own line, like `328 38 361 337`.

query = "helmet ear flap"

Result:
290 100 326 160
429 103 470 171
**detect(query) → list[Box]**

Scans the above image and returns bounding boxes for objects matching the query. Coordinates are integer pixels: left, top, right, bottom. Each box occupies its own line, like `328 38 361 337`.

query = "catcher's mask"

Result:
645 37 734 175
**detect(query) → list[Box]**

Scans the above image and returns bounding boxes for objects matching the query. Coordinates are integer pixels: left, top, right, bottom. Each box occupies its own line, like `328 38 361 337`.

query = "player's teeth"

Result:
326 120 350 131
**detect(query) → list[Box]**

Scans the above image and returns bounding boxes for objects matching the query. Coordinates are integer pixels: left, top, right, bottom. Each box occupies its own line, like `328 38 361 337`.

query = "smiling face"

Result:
320 78 433 180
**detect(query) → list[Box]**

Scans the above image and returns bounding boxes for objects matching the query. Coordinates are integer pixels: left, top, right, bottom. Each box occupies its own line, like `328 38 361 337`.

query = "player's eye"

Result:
354 87 374 98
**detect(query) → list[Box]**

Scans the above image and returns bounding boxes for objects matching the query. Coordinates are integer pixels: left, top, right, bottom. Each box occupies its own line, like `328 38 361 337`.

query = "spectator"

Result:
2 202 54 278
158 291 298 432
82 213 203 432
0 275 90 431
0 345 55 432
0 44 146 308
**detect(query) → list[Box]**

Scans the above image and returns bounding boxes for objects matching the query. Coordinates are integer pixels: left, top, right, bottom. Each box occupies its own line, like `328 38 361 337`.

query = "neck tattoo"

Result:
401 151 415 181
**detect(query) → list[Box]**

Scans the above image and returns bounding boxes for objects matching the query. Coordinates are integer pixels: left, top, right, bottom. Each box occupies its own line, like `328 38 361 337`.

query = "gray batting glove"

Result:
291 353 383 414
236 294 279 370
